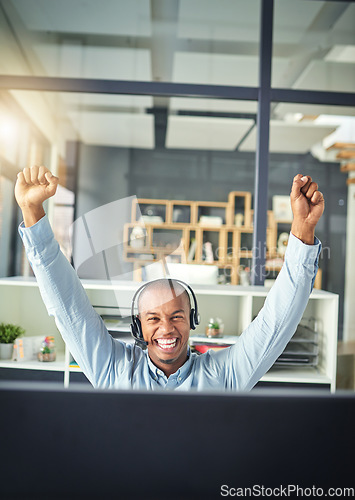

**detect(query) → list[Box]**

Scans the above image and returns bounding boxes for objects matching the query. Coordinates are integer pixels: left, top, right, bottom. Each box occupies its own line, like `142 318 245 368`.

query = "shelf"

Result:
190 333 332 386
124 192 258 284
0 278 338 390
0 352 66 372
340 162 355 173
24 278 333 298
261 367 331 386
327 142 355 150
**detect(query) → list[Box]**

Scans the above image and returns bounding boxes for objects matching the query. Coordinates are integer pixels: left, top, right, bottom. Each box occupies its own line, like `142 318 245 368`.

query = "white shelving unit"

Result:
0 277 338 391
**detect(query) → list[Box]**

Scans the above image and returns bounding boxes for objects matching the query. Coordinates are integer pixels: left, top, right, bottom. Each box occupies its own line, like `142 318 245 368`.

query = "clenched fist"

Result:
15 166 59 227
290 174 324 245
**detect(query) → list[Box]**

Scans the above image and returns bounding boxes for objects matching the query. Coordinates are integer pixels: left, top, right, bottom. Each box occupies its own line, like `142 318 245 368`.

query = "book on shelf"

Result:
187 239 196 261
189 335 238 354
101 315 131 333
203 241 214 263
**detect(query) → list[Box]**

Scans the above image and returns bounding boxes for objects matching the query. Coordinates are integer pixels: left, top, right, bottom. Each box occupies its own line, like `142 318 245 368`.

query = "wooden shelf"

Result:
327 142 355 151
123 193 321 287
340 163 355 173
227 191 252 227
336 150 355 160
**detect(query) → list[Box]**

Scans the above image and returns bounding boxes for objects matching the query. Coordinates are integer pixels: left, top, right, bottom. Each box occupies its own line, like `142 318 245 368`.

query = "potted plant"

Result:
205 317 224 338
0 323 25 360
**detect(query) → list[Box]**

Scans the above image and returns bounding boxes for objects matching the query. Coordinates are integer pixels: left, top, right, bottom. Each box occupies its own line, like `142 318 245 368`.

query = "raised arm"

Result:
210 174 324 390
15 166 131 389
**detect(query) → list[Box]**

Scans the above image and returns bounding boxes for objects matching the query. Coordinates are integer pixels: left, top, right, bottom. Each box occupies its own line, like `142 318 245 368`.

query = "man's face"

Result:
139 286 191 377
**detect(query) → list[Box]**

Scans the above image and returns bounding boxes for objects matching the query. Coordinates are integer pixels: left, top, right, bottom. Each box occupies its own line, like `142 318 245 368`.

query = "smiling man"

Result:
137 280 192 377
15 166 324 390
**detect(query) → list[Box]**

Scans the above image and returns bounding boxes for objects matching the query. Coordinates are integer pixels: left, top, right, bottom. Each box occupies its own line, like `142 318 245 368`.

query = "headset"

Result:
130 278 200 349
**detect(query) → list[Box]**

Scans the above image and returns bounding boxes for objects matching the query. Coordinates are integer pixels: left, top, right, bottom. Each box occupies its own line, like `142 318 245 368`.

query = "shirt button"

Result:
178 377 182 382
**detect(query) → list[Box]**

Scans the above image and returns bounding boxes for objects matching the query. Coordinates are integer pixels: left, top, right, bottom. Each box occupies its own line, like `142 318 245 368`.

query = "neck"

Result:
149 351 188 378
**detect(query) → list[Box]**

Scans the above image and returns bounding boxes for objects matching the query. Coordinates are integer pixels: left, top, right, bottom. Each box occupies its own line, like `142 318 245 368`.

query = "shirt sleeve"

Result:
207 232 321 391
18 215 133 388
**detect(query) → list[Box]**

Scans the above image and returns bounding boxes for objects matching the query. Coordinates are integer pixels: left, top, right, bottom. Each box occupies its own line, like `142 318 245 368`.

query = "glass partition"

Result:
0 89 258 286
0 0 261 86
266 102 353 336
272 0 355 93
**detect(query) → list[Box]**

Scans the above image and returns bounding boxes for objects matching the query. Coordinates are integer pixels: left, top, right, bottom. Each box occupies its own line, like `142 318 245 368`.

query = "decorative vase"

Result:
0 343 14 360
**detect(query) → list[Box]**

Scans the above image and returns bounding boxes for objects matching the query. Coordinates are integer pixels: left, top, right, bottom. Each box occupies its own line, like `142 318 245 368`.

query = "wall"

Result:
74 144 133 281
76 144 130 218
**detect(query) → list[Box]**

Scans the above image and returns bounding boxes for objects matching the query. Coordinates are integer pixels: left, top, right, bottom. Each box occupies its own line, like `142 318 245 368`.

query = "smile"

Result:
155 338 178 350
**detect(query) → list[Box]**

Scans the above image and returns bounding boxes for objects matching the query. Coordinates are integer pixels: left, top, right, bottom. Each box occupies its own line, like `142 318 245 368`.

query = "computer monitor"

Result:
1 382 354 499
143 262 219 285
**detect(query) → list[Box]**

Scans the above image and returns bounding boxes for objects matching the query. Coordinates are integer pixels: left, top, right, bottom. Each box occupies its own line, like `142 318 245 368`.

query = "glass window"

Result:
272 0 355 92
2 89 258 286
0 0 261 87
0 90 51 276
265 102 354 336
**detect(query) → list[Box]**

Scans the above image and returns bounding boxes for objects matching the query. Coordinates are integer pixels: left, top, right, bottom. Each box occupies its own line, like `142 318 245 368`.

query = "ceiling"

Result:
0 0 354 153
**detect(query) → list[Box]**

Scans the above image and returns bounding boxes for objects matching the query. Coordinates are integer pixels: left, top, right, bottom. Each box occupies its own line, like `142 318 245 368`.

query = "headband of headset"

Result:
130 278 200 347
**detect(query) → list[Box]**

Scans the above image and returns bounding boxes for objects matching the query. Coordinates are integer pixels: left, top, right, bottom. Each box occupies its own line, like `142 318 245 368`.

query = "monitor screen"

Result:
1 382 354 499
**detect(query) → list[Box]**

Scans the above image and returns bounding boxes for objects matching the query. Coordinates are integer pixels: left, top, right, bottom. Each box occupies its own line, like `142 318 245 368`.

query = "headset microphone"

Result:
130 323 149 350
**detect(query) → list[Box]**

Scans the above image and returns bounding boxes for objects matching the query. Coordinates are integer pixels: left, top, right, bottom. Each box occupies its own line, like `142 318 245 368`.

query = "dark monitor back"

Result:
1 382 354 500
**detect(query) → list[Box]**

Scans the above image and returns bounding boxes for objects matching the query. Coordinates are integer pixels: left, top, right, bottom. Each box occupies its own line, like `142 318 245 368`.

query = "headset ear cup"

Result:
131 316 143 341
130 318 137 339
190 308 196 330
135 316 143 340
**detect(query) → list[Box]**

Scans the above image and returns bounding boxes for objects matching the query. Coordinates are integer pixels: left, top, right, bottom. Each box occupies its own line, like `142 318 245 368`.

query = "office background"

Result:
0 0 354 343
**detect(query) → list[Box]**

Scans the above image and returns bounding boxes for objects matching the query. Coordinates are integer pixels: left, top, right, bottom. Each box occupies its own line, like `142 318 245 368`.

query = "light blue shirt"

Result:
19 216 321 391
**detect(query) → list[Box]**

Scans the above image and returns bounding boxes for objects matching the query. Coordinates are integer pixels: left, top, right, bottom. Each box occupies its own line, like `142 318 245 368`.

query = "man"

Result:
15 166 324 390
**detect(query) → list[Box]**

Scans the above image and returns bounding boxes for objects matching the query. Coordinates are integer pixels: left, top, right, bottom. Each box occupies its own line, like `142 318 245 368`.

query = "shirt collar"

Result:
146 346 193 380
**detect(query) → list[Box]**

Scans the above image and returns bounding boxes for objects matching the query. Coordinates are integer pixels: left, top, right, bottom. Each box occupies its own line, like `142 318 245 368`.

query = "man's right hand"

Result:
15 166 59 227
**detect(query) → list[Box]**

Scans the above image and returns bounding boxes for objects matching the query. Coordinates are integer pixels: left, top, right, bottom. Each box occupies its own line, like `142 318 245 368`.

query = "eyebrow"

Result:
143 309 186 317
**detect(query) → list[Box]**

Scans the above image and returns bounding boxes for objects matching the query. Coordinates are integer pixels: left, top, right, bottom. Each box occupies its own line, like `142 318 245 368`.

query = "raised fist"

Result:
15 166 59 210
290 174 324 245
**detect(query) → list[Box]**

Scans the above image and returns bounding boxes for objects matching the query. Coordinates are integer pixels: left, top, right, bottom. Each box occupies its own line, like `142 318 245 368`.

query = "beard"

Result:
157 356 176 365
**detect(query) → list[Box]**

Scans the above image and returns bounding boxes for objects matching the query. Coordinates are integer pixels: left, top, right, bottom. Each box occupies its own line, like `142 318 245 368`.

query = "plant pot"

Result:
0 343 14 360
205 327 221 338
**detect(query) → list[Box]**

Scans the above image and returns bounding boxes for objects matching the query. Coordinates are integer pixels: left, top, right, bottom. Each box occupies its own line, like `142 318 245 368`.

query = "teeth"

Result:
156 338 177 348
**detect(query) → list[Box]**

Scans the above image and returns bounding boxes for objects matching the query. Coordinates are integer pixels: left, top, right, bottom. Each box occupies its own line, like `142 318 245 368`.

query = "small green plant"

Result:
0 323 25 344
208 318 220 329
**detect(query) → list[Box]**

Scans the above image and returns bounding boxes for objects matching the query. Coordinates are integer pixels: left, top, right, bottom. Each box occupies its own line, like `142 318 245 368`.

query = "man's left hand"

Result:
290 174 324 245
